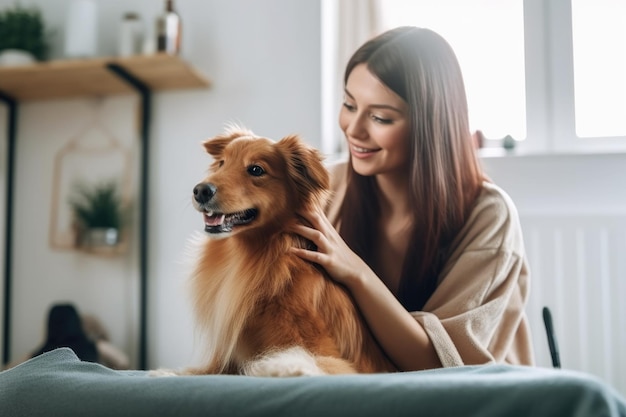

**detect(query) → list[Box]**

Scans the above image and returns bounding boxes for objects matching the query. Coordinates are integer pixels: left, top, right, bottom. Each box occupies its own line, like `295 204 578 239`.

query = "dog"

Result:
182 126 396 377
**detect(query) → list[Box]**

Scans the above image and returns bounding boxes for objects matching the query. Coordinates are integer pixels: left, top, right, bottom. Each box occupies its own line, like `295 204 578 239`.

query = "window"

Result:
322 0 626 154
571 0 626 138
380 0 526 142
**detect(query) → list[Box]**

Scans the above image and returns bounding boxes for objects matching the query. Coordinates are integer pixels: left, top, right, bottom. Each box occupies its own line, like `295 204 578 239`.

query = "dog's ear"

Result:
277 135 330 207
202 125 256 158
203 134 234 158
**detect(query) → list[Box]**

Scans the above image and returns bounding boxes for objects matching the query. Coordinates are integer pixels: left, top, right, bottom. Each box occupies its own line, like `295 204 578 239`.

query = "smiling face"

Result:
339 64 411 179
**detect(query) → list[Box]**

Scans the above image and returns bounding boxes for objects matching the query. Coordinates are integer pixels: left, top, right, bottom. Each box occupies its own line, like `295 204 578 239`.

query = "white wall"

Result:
482 152 626 395
481 153 626 215
0 0 321 369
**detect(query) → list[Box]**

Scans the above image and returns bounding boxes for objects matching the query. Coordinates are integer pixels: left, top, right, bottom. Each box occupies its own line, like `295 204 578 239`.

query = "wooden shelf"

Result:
0 53 211 101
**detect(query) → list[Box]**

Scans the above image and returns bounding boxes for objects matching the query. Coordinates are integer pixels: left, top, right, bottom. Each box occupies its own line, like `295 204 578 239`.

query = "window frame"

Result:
524 0 626 154
321 0 626 157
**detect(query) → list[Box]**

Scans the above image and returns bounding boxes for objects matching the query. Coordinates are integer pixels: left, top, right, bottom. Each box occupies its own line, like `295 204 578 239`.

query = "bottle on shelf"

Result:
156 0 181 55
118 12 144 57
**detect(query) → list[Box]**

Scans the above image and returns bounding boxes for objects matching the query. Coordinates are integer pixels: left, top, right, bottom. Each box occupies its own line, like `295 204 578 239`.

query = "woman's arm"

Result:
290 206 442 371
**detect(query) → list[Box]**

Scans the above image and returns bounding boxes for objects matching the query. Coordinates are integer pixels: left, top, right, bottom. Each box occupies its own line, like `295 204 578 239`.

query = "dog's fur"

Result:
184 126 396 376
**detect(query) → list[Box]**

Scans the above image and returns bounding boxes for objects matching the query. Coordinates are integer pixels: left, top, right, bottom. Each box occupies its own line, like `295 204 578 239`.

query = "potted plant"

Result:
68 180 126 249
0 3 50 65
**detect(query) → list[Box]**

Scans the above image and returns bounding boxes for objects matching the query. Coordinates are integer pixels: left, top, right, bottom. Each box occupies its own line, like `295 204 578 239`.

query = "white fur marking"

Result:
241 347 324 377
148 369 179 377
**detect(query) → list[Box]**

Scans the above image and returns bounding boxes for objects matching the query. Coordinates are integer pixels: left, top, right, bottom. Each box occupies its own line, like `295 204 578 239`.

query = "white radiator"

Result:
522 214 626 395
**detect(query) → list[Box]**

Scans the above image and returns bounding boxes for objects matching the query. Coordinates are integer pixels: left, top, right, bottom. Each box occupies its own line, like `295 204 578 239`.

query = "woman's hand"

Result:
290 205 442 371
289 205 372 289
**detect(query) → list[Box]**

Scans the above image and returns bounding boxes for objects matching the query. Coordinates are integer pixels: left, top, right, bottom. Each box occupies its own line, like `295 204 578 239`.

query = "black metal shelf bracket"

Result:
0 90 17 366
106 63 151 371
1 64 151 370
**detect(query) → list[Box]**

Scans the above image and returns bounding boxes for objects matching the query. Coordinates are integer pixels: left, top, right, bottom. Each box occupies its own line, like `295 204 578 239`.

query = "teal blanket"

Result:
1 348 625 417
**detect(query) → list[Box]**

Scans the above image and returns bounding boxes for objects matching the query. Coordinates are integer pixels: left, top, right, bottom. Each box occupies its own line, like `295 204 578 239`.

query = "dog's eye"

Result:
247 165 265 177
218 160 224 167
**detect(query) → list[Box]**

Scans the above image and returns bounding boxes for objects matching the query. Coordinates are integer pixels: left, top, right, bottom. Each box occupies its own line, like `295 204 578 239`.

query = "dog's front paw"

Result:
148 368 179 377
241 346 325 377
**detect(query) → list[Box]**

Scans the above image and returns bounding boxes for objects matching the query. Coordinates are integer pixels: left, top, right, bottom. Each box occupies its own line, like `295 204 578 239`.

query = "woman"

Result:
292 26 534 371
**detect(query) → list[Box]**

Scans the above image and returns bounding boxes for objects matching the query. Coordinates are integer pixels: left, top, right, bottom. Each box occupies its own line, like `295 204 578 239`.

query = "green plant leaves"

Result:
0 4 49 60
68 180 124 229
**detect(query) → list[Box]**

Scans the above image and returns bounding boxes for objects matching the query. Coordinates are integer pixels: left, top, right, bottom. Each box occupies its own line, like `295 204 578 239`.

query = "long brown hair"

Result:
339 27 485 311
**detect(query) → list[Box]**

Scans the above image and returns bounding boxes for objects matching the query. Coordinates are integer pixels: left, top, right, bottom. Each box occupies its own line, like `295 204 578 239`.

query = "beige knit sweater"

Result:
326 162 535 367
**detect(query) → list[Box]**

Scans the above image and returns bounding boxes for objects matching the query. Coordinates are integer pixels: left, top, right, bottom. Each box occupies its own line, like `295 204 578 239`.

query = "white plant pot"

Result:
85 228 120 248
0 49 36 67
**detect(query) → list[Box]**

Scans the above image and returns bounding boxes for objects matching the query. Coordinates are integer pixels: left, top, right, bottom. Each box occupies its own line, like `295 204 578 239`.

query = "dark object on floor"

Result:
543 306 561 369
31 304 98 363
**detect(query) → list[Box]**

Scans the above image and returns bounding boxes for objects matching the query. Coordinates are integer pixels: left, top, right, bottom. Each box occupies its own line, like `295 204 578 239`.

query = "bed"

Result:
1 348 625 417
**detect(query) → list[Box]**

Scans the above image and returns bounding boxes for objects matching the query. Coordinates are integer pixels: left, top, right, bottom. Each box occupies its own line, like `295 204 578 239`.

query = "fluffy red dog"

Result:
187 126 396 376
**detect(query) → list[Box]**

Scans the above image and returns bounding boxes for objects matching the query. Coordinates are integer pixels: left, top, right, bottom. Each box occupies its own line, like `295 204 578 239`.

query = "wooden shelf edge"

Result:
0 54 211 101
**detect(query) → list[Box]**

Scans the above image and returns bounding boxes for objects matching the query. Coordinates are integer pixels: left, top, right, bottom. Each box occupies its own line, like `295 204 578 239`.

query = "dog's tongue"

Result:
204 212 225 226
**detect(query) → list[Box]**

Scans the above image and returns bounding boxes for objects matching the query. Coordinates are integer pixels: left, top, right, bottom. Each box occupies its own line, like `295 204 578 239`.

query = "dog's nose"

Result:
193 183 217 204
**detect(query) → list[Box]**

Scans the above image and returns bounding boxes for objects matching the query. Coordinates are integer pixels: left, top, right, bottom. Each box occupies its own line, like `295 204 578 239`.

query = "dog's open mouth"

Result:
203 209 258 234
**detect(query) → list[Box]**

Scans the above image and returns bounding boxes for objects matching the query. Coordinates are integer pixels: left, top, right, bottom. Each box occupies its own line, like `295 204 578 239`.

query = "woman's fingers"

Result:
291 223 320 242
292 224 332 255
291 207 361 278
298 205 332 231
290 209 364 287
290 223 314 238
290 247 326 265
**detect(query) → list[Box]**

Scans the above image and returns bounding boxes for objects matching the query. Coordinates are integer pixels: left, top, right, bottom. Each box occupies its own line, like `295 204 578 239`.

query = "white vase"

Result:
64 0 98 58
0 49 36 67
